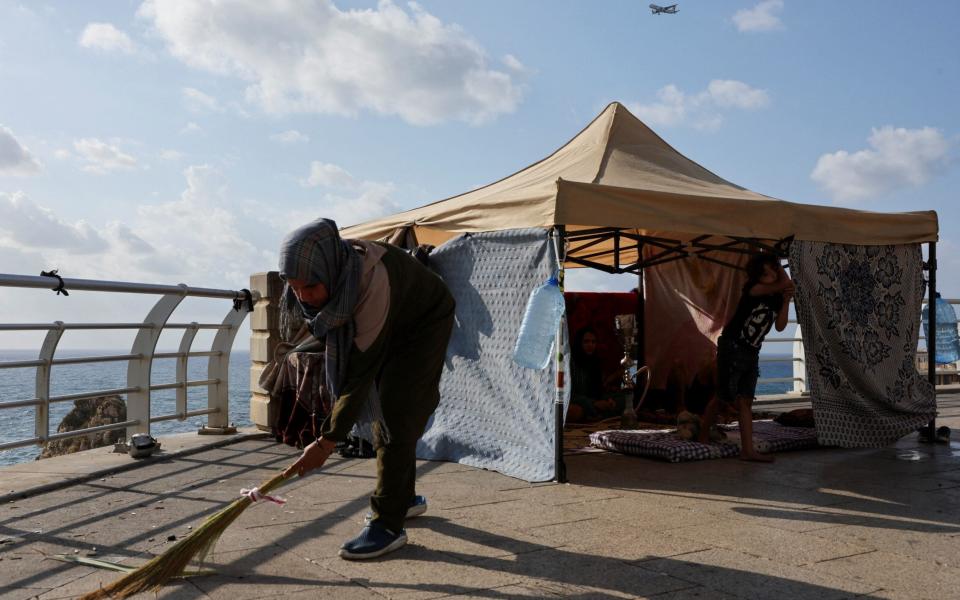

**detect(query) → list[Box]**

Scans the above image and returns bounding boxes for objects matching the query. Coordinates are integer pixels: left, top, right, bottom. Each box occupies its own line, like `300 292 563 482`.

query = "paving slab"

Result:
668 518 873 566
524 516 711 562
807 548 960 600
639 547 880 599
403 516 561 563
319 544 530 599
0 430 269 503
807 522 960 569
191 545 376 600
486 546 695 599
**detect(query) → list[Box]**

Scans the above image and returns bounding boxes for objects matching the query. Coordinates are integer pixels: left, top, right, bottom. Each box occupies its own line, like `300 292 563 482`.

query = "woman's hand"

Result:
284 437 337 478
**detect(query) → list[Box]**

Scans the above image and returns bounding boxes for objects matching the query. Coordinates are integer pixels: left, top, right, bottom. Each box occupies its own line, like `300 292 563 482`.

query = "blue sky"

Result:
0 0 958 348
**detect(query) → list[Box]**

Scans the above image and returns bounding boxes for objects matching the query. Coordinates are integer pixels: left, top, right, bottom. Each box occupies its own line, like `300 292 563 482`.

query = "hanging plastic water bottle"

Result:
922 294 960 365
514 276 566 369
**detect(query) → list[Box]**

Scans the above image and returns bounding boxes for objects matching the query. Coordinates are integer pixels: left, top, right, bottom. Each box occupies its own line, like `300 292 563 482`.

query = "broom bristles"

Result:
80 471 289 600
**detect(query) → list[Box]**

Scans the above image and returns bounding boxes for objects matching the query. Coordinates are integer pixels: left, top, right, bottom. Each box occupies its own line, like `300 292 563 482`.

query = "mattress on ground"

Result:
588 420 818 463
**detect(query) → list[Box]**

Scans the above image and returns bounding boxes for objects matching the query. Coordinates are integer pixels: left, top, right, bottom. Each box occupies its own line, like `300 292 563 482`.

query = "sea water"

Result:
0 351 795 467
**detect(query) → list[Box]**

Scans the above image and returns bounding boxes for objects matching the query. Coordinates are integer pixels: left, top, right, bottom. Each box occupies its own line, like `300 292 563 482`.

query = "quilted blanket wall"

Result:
789 241 935 447
418 229 569 482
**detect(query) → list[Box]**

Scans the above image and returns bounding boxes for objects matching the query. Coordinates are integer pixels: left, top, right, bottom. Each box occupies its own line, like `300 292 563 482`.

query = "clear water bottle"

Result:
514 276 566 370
922 294 960 365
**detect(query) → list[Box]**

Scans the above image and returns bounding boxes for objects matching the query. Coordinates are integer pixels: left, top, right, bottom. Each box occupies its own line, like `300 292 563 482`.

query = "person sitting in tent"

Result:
698 253 793 461
279 218 455 559
568 327 624 422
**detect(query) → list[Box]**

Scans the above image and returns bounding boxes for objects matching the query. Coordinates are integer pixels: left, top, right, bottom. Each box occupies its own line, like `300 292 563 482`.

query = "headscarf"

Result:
278 218 362 399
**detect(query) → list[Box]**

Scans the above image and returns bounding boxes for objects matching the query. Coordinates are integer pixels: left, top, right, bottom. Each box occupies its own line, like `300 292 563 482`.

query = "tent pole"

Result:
635 240 646 411
926 241 937 439
553 225 568 484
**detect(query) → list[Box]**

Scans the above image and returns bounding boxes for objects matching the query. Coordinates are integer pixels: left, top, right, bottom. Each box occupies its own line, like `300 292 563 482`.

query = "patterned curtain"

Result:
789 242 935 447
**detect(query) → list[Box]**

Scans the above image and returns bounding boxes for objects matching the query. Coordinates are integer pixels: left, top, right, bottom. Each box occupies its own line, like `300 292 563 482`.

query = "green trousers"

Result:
368 294 454 533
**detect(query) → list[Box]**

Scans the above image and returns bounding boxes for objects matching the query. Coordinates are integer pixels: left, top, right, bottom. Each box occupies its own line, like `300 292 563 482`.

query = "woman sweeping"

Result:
280 218 455 559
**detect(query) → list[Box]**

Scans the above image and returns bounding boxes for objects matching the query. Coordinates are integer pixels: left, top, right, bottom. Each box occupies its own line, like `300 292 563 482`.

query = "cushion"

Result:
588 420 818 462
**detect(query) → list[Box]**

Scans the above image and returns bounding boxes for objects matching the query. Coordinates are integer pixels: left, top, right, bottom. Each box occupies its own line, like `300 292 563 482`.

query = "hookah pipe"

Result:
615 314 651 429
620 365 651 429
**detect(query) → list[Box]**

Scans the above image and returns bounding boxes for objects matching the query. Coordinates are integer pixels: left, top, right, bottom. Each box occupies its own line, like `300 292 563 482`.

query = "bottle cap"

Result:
547 276 559 286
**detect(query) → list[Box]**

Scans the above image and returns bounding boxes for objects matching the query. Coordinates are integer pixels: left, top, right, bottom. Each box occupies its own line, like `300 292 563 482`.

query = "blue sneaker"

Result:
407 495 428 518
364 495 428 523
339 522 407 560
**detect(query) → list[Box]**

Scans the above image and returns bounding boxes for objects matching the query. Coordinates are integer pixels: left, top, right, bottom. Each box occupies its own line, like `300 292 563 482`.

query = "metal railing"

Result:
757 298 960 397
0 273 256 452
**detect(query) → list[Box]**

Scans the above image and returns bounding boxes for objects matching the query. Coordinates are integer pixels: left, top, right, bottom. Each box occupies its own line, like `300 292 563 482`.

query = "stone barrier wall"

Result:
249 271 282 431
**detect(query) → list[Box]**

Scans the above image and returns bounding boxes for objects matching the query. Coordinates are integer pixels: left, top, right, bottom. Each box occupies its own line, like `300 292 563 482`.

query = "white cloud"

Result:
0 161 400 286
270 161 402 231
301 161 356 188
137 0 525 125
158 149 183 161
0 167 271 285
270 130 309 144
0 192 108 253
181 87 222 112
0 125 42 175
502 54 525 72
811 126 951 202
73 138 138 174
733 0 784 33
179 122 201 135
629 79 770 130
132 165 272 284
0 164 404 348
78 22 137 53
706 79 770 109
272 182 400 234
105 221 154 254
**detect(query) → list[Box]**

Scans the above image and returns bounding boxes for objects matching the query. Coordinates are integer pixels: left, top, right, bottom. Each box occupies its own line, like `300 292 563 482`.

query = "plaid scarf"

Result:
278 218 362 399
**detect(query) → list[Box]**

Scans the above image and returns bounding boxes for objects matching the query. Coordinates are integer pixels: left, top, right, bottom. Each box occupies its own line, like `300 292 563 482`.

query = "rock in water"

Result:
39 395 127 459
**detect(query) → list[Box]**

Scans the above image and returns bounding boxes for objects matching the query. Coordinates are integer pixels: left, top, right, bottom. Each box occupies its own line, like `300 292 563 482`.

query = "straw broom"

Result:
80 470 291 600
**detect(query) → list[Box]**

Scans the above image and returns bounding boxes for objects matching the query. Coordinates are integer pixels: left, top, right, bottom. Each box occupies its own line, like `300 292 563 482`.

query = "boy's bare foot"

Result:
739 452 774 463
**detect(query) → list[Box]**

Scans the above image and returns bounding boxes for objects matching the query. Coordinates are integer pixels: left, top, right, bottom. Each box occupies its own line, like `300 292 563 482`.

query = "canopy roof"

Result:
340 102 937 269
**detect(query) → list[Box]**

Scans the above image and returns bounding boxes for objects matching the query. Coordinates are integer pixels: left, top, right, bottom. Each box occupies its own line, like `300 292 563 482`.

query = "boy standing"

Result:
699 254 794 462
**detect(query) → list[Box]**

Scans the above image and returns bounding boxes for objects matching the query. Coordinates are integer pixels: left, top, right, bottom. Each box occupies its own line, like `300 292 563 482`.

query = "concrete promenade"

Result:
1 394 959 599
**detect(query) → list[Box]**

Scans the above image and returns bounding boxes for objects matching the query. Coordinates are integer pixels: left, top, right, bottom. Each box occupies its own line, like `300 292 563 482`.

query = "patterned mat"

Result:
588 420 819 463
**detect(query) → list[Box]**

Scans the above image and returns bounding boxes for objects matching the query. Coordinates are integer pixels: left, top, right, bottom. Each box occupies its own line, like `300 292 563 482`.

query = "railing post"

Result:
35 321 65 443
126 289 186 438
792 324 806 394
249 272 283 432
202 297 255 432
175 322 199 420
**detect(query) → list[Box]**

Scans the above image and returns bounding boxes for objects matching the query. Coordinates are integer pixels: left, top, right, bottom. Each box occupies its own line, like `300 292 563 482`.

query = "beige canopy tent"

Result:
341 101 941 482
342 101 938 272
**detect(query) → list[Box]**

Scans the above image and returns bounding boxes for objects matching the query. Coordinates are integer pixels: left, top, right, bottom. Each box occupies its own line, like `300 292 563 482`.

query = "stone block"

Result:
249 363 270 395
250 331 278 363
249 271 283 300
250 303 278 331
249 392 274 431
